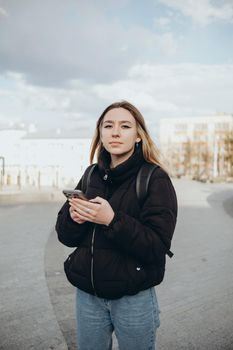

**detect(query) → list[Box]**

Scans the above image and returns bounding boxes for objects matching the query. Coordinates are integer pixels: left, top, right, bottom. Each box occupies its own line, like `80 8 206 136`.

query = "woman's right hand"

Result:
69 205 86 224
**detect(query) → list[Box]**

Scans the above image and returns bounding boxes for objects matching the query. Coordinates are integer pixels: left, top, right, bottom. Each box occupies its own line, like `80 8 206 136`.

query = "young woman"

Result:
55 101 178 350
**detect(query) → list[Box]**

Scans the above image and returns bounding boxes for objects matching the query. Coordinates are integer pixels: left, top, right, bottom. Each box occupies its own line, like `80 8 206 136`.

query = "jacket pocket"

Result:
126 259 147 289
64 247 91 288
64 248 78 277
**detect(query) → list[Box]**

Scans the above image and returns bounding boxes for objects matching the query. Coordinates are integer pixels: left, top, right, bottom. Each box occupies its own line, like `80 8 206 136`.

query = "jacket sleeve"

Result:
101 168 178 264
55 177 91 247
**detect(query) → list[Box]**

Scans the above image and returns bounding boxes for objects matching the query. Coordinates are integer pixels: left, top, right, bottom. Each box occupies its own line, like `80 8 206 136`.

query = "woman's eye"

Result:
103 124 131 129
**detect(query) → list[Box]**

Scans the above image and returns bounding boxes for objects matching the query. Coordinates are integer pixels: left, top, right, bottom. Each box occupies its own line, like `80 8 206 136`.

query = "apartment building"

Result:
159 113 233 180
0 128 91 189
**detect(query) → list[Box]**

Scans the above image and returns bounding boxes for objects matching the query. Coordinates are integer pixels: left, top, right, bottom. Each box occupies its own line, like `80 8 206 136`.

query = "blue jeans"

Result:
76 288 160 350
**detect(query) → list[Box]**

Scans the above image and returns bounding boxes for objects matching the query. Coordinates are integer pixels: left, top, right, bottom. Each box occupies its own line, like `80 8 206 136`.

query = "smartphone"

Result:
62 189 88 200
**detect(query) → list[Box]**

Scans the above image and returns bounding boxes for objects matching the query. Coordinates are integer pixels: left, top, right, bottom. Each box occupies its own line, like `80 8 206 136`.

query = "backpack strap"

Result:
81 164 97 193
136 163 159 207
136 162 174 258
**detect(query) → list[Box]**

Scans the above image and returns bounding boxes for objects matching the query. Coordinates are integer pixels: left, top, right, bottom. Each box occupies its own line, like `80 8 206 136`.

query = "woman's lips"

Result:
109 142 122 145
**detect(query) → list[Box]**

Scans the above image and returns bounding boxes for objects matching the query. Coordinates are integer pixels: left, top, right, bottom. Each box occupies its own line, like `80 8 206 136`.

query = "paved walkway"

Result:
1 179 233 349
0 203 67 350
46 179 233 350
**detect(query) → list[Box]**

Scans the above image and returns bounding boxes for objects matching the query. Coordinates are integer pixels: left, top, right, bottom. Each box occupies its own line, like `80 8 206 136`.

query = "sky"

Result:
0 0 233 138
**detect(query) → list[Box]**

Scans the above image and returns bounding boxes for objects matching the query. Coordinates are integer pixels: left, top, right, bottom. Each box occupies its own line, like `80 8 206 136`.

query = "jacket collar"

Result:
98 142 144 185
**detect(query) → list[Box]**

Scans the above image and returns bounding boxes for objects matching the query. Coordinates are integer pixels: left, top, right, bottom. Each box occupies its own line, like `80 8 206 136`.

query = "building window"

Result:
194 123 208 131
175 124 187 132
215 122 229 131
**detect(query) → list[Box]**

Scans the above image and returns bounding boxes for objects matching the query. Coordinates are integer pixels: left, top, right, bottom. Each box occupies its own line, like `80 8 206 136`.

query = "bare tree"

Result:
201 144 212 180
183 139 192 176
224 131 233 177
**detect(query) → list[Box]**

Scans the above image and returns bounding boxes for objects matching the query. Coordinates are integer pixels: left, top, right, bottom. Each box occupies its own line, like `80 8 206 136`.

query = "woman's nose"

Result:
112 126 120 136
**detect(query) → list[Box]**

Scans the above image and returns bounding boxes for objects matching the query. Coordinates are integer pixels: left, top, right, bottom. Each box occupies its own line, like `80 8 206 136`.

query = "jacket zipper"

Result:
91 225 97 295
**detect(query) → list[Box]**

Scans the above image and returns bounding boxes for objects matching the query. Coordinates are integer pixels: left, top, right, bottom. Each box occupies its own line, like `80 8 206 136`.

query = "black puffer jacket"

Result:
55 145 178 299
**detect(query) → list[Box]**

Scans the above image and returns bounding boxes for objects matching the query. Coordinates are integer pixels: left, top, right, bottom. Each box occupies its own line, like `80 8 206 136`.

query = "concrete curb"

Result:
0 190 64 205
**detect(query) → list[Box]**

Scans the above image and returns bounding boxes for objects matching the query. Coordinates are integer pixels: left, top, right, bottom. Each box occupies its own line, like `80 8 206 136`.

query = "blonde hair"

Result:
90 100 169 173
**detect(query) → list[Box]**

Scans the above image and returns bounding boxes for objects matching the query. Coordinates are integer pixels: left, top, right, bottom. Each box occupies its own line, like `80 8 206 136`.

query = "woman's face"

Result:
100 107 141 162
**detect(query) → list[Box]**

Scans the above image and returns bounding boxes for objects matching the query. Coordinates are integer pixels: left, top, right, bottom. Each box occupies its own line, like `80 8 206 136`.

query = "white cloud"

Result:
159 0 233 25
0 1 180 87
157 32 178 55
1 63 232 136
0 6 8 17
94 63 233 117
154 16 171 29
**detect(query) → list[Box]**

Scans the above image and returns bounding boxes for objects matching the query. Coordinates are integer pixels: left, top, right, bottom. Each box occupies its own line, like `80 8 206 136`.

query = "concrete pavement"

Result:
156 179 233 350
1 179 233 349
0 203 67 350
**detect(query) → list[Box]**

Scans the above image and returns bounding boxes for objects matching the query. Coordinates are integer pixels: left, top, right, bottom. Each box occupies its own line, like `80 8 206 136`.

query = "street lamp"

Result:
0 156 5 188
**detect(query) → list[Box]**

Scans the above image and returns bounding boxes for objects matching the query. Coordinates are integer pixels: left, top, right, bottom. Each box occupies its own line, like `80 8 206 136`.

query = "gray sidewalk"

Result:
0 202 67 350
45 179 233 350
1 179 233 349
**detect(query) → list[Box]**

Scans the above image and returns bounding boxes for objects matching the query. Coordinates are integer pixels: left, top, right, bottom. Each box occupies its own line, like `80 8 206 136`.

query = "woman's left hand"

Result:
68 196 115 226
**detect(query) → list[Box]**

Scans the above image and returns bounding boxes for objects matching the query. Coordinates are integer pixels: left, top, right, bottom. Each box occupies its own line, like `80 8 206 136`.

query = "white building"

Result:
159 113 233 179
0 128 92 188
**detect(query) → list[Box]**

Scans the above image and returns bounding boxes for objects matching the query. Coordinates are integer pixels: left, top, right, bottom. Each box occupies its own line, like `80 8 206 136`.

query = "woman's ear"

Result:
136 137 141 143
